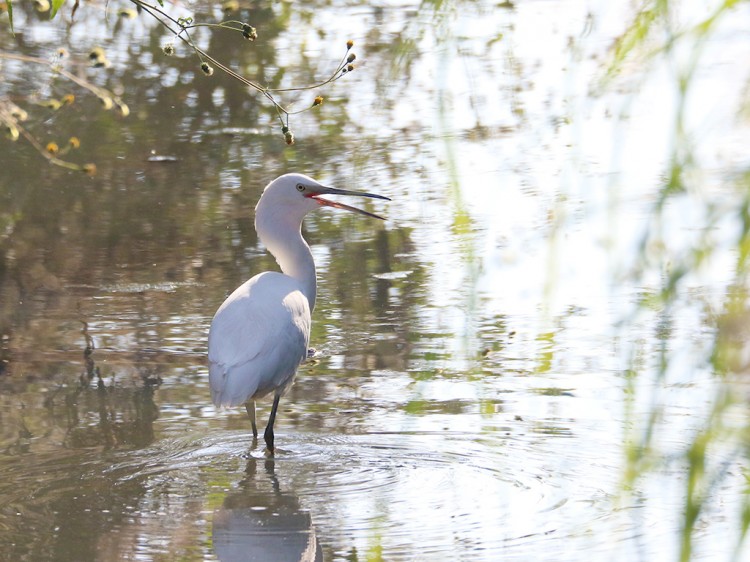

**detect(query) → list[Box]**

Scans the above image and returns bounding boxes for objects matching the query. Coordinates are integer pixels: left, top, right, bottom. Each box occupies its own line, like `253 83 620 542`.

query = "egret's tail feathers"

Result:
210 388 246 408
208 361 258 408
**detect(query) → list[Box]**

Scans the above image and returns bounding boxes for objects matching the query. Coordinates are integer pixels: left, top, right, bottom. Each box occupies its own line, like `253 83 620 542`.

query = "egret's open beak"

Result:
306 186 390 220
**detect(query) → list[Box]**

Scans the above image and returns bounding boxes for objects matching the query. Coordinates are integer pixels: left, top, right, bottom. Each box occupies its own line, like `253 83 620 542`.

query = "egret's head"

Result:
258 173 390 221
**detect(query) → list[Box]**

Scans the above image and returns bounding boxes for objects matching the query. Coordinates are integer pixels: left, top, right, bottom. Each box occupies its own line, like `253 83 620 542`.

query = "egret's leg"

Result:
264 394 282 453
245 401 257 438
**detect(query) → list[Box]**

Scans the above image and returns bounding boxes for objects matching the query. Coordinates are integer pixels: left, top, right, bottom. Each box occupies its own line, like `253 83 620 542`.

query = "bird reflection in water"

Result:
212 457 323 562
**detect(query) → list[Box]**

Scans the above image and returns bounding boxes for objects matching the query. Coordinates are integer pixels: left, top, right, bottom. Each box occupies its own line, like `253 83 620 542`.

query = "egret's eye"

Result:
296 184 305 192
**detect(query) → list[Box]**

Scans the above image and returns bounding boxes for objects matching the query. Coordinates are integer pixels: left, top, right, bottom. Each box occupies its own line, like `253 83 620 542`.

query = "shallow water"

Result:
2 0 750 560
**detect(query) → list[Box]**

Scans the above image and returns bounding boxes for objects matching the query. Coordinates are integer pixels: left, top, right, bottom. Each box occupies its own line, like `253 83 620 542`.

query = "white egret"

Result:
208 173 389 453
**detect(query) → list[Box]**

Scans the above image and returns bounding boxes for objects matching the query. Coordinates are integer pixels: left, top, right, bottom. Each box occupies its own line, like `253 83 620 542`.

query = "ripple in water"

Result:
276 432 564 560
101 430 574 560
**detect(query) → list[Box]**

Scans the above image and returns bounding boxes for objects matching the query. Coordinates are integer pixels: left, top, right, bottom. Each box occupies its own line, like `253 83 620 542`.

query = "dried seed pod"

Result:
89 47 105 61
5 124 19 141
242 24 257 41
41 99 62 110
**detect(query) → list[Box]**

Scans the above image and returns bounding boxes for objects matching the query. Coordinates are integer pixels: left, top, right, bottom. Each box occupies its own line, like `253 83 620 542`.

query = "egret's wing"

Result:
208 272 310 407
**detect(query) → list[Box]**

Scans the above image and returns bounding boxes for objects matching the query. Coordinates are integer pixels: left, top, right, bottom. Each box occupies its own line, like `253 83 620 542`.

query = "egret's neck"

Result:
255 203 317 311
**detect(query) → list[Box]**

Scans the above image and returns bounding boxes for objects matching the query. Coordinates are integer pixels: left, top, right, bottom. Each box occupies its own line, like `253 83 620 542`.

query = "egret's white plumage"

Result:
207 173 389 453
208 272 310 406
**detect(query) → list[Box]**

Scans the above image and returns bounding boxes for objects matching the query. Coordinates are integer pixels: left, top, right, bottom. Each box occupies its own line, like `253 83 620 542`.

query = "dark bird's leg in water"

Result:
245 400 258 438
264 394 281 454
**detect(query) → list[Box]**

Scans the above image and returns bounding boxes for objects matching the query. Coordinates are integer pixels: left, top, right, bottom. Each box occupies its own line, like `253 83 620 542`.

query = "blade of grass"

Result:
6 0 13 34
50 0 65 19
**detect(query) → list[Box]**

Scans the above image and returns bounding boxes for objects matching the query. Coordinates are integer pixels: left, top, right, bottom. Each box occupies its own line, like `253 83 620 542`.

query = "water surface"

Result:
1 0 749 560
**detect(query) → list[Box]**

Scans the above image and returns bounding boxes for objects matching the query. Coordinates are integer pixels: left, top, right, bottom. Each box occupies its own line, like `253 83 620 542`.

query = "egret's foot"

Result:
264 426 275 455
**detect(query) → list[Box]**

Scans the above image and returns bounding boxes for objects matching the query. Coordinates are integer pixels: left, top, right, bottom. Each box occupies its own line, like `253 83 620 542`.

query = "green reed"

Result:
606 1 750 560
